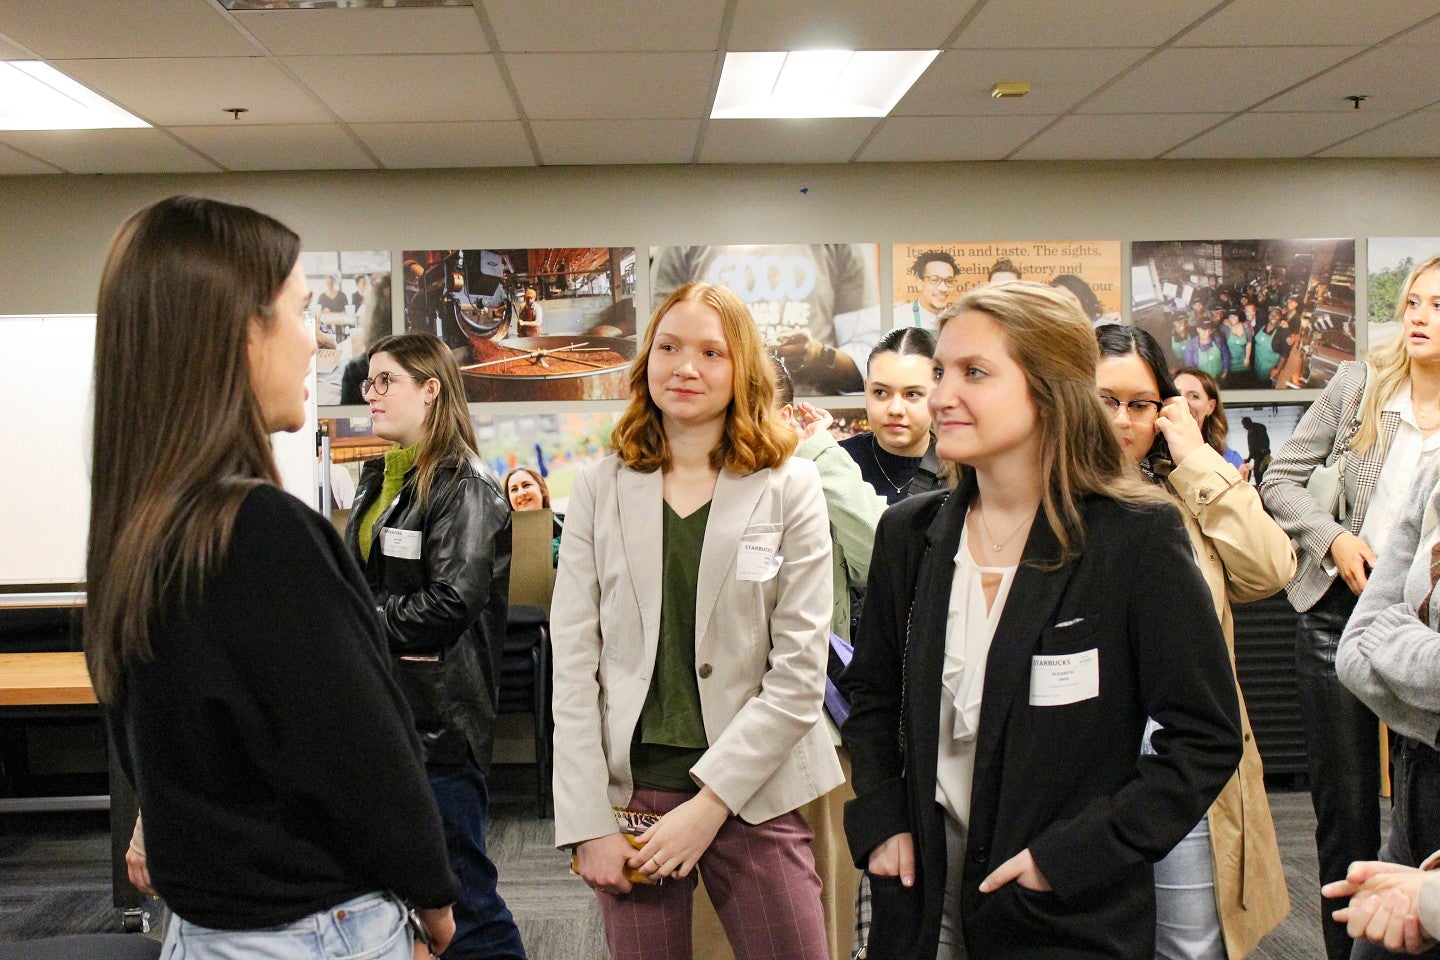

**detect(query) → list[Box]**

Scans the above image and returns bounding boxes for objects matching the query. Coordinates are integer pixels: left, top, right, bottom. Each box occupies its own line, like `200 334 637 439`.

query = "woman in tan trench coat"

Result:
1098 324 1293 959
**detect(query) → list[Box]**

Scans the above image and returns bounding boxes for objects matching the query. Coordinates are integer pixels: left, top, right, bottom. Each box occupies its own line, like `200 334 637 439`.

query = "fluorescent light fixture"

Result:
0 61 148 131
712 49 940 120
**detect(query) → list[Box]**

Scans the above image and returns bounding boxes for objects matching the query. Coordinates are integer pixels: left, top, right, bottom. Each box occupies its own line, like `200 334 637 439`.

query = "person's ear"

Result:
422 377 441 406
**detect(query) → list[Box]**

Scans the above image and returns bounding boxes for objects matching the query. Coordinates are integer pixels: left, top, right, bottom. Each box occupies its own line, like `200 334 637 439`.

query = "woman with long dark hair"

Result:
1262 253 1440 960
551 281 842 959
346 332 526 960
839 327 940 504
1098 325 1293 960
842 283 1241 960
86 196 456 959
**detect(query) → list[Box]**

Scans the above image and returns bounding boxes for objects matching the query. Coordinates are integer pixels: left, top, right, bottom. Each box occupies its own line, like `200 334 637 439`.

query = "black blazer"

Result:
841 478 1242 960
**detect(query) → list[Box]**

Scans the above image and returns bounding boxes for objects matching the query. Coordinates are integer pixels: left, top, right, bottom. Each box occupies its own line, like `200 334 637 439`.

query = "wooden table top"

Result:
0 652 97 706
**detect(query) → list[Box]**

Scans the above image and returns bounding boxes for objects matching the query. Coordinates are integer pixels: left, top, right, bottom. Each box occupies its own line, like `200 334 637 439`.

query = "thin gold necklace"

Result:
871 434 909 494
972 503 1031 554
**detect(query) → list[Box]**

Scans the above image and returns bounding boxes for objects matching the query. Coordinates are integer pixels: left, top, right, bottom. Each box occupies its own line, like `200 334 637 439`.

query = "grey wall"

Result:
1 158 1437 316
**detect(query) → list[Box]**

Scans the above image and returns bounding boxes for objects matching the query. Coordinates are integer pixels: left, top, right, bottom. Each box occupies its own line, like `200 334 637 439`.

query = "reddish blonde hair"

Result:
613 282 795 473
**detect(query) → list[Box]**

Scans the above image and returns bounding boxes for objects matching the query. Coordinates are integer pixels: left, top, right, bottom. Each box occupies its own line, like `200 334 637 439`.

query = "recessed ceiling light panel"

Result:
712 49 940 120
0 62 149 131
220 1 466 8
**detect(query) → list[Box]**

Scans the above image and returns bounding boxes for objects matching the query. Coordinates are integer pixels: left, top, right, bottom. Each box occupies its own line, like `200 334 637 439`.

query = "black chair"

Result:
0 935 161 960
498 604 551 819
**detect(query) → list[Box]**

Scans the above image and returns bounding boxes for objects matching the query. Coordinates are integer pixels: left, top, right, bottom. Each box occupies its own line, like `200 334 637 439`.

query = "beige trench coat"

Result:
1167 444 1295 959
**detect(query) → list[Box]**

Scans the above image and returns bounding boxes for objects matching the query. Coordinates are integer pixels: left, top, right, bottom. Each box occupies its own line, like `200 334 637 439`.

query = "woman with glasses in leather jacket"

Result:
346 332 527 960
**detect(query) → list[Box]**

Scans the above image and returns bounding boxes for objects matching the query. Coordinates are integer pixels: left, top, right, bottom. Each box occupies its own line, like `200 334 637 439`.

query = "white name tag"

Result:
380 528 422 560
736 542 783 582
1029 649 1100 707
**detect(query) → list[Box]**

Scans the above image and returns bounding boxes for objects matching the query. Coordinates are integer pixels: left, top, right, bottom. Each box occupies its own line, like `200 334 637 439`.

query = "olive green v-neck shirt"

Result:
630 500 712 793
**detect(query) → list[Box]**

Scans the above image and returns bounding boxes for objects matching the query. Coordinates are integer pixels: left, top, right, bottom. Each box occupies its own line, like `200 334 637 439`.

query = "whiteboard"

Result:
0 314 318 588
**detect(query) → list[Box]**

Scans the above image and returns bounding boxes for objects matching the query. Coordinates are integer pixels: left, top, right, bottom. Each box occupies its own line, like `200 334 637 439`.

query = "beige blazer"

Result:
1167 444 1295 959
551 454 844 849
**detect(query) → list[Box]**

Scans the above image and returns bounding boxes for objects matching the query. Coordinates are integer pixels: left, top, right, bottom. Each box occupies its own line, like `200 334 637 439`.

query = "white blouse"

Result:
1358 389 1440 559
936 525 1018 827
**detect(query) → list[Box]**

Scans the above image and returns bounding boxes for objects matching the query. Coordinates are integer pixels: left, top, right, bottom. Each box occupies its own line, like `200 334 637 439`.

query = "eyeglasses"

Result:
360 372 418 396
922 274 959 289
1100 395 1163 422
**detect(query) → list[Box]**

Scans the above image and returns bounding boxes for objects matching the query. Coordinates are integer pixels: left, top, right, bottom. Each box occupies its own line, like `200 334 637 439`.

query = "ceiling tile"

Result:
954 0 1222 48
1165 110 1407 158
532 119 701 165
701 118 877 163
53 58 333 126
727 0 962 50
484 0 726 52
1387 15 1440 45
0 129 220 174
0 141 61 174
1013 112 1231 159
0 34 33 59
1080 46 1362 113
170 123 376 171
352 121 534 167
283 54 514 122
894 48 1145 117
1316 106 1440 157
507 52 714 120
0 0 256 58
856 115 1055 161
1176 0 1439 47
233 8 488 56
1259 45 1440 114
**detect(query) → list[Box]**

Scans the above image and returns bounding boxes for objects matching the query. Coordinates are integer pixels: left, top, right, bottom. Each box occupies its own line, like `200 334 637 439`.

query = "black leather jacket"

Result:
345 455 511 770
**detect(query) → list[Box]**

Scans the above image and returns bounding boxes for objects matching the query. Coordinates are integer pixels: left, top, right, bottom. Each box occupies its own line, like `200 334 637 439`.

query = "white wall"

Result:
1 159 1437 316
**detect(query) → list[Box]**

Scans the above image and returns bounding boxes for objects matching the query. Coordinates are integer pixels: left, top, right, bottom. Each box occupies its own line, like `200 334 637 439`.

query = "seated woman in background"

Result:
340 272 392 405
347 332 526 960
842 283 1241 960
86 195 457 959
504 465 563 567
839 327 940 504
1175 366 1250 477
1098 325 1294 960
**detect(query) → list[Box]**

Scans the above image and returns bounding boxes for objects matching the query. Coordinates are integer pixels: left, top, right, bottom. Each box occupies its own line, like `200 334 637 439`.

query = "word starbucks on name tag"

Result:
736 541 783 582
1029 649 1100 707
381 527 422 560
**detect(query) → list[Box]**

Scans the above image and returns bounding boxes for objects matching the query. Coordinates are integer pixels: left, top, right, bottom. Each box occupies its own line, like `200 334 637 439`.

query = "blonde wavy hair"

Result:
1353 253 1440 455
613 282 796 474
939 282 1164 566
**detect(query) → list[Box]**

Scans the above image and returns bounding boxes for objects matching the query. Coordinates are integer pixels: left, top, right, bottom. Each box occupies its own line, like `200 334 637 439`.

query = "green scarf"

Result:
358 443 419 562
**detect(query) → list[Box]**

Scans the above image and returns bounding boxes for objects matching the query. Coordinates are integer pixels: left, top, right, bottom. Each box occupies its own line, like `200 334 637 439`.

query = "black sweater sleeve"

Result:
207 487 457 908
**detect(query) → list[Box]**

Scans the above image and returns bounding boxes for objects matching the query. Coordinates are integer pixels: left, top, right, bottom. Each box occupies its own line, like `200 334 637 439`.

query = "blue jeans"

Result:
428 762 527 960
1297 579 1382 960
160 892 409 960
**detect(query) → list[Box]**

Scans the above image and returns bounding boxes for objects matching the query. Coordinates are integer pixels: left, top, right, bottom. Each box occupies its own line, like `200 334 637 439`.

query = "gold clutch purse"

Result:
570 807 663 886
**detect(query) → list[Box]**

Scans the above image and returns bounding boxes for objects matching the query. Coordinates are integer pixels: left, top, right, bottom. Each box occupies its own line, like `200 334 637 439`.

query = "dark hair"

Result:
987 257 1022 281
867 325 936 373
87 195 300 705
771 356 795 406
911 250 958 279
1174 367 1229 455
1049 274 1103 321
1095 324 1179 478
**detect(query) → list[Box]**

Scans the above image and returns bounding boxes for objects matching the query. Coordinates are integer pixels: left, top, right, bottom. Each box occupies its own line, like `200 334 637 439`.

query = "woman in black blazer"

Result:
841 282 1243 960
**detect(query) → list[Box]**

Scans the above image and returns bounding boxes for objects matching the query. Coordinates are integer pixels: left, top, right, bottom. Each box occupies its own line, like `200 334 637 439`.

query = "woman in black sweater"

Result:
85 196 457 958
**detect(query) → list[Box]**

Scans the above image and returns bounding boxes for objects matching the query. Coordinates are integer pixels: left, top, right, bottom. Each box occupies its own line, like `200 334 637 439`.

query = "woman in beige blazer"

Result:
1097 325 1294 959
552 281 843 960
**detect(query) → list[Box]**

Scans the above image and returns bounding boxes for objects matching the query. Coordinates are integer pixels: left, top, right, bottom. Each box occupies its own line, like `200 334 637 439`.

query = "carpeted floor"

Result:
0 771 1384 958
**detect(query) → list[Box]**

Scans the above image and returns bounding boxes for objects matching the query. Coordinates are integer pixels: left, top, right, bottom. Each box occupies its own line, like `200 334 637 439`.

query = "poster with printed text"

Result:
1367 238 1440 359
1130 238 1356 391
650 244 882 394
890 241 1122 331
